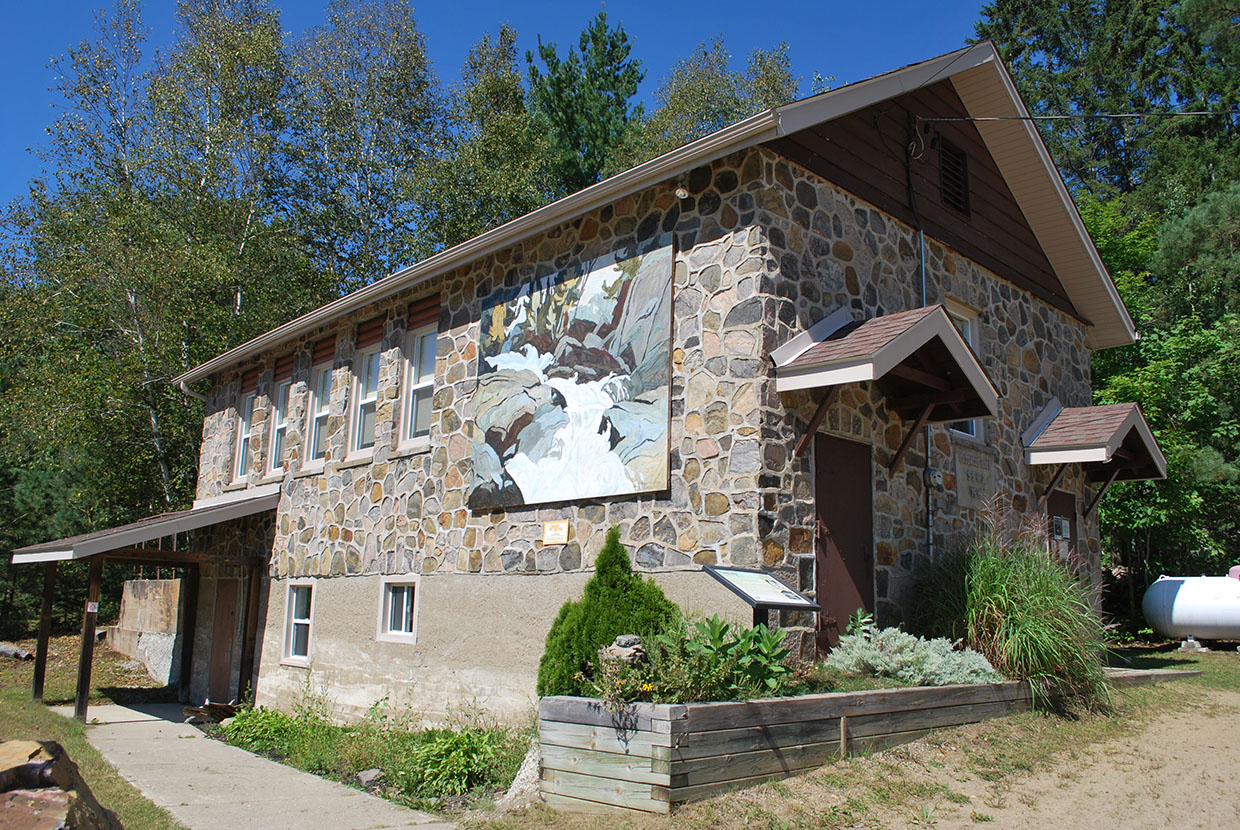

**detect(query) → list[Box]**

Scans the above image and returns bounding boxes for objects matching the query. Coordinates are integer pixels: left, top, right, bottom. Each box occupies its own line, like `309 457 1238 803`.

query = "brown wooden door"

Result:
208 579 239 702
815 433 874 653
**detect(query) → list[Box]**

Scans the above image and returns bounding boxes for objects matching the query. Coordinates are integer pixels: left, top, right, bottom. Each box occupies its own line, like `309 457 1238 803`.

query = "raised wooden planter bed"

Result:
539 680 1033 814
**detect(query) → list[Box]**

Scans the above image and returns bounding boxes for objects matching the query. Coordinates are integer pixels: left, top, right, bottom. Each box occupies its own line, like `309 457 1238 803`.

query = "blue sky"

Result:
0 1 985 205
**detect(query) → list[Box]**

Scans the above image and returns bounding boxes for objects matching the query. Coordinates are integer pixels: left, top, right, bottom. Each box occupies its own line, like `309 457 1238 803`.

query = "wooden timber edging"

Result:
538 681 1032 814
538 668 1199 815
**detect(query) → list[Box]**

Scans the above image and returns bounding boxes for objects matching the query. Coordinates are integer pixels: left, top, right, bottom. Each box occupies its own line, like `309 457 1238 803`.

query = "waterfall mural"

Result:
468 233 674 509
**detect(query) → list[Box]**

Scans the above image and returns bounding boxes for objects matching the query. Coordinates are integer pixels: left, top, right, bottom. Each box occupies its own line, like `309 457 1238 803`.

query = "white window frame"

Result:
282 579 314 667
376 574 421 645
234 393 256 483
304 364 333 470
944 301 983 441
349 345 383 458
400 324 437 450
269 380 292 475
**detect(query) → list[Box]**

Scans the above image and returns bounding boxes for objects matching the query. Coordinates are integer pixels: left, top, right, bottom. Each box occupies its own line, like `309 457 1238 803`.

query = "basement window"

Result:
283 581 314 667
377 575 420 644
939 140 971 216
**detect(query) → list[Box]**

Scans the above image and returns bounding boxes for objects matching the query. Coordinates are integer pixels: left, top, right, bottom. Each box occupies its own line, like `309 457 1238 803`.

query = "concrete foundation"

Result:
253 569 751 723
107 579 182 685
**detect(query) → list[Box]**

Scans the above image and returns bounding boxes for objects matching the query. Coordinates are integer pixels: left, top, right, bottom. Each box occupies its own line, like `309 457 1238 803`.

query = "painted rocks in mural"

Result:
469 234 674 509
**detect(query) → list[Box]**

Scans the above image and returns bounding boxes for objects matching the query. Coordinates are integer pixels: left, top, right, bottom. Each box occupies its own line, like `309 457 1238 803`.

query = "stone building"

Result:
13 43 1165 722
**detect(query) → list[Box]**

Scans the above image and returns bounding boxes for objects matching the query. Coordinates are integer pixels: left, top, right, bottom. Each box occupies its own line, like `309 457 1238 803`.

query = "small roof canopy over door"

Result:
770 304 999 471
10 484 281 564
1023 399 1167 483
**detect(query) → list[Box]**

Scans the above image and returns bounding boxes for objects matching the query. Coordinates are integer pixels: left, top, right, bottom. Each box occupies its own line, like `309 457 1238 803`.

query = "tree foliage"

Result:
526 11 645 193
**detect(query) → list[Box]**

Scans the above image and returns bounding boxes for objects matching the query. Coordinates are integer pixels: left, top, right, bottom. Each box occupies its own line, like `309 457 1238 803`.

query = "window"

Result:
306 366 332 464
269 381 291 474
404 326 436 444
377 575 419 643
234 393 256 481
351 347 382 454
945 303 981 439
284 582 313 665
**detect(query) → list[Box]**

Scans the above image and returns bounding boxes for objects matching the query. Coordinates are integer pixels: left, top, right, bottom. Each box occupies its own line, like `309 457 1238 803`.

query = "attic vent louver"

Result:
939 140 970 216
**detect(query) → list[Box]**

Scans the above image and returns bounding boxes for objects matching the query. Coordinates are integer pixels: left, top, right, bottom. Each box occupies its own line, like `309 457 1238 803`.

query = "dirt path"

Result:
893 688 1240 829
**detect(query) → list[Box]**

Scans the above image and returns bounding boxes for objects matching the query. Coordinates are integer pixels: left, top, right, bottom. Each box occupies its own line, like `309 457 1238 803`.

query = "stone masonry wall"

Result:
193 144 1104 629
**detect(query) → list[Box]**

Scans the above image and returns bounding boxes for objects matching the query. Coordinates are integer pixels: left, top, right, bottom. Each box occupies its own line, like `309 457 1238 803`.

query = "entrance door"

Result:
815 433 873 652
208 579 239 701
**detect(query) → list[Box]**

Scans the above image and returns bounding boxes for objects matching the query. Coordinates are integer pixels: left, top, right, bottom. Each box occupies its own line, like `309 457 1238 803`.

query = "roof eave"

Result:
172 110 782 388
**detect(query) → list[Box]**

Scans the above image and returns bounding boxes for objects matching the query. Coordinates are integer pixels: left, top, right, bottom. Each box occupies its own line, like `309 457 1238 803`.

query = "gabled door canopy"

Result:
771 305 1000 470
1022 398 1167 516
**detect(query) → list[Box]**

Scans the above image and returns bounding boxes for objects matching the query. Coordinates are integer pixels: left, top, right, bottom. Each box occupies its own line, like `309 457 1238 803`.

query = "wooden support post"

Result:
839 714 848 758
1038 463 1068 506
1084 468 1121 520
74 557 104 722
178 565 200 703
237 563 264 702
888 403 935 474
794 386 840 459
32 562 57 703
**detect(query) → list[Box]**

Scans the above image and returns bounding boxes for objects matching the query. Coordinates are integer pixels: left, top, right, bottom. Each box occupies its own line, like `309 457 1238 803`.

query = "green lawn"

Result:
0 635 182 830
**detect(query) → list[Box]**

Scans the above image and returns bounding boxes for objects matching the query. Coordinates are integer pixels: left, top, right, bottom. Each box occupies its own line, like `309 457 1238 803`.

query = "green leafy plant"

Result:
223 706 299 755
406 729 502 797
846 607 875 635
537 526 680 696
909 518 1111 708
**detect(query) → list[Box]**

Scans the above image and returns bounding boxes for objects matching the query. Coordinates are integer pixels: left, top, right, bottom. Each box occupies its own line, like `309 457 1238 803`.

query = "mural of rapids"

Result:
468 234 674 509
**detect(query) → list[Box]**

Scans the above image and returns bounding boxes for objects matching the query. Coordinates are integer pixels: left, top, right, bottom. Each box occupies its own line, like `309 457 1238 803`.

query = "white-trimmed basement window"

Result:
945 302 982 440
283 581 314 666
269 381 291 474
305 366 332 465
377 574 420 644
350 346 382 455
403 325 436 447
234 393 256 482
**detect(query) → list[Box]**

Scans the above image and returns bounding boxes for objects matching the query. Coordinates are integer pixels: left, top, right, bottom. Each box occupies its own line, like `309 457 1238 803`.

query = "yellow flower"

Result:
641 683 653 692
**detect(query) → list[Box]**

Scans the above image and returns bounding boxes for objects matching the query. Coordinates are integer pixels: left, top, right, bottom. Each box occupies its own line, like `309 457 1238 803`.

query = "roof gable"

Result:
174 42 1135 388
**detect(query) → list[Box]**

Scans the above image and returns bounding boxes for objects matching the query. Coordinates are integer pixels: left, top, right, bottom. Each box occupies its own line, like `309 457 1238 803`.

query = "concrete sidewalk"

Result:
55 703 453 830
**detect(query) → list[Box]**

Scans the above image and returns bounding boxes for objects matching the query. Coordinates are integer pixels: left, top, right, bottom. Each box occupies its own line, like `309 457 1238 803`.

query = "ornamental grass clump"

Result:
909 519 1110 709
536 526 680 697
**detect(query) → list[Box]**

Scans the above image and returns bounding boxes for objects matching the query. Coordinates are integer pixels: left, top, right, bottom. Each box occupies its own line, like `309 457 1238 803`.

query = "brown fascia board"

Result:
173 42 1134 392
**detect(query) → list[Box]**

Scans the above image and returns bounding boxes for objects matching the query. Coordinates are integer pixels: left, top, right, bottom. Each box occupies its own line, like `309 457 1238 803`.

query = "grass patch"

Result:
0 635 181 830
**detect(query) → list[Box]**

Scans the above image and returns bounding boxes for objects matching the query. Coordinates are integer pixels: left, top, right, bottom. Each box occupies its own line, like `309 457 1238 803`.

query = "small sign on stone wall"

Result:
542 520 570 545
954 448 997 510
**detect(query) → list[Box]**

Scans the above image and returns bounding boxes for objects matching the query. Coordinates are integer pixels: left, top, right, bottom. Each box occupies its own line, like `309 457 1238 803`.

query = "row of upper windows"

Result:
232 321 437 483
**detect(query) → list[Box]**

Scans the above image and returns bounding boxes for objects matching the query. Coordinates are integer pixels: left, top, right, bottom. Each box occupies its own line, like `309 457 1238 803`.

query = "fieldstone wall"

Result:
193 144 1104 634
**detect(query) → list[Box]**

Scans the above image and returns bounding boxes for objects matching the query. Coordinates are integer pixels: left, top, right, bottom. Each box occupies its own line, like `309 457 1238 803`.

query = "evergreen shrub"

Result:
536 526 680 697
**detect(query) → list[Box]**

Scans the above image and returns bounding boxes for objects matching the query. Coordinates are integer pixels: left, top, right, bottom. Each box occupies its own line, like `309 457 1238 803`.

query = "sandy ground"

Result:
886 688 1240 829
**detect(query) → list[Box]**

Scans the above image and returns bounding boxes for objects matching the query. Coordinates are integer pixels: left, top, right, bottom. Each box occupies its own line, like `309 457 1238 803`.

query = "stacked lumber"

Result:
0 739 121 830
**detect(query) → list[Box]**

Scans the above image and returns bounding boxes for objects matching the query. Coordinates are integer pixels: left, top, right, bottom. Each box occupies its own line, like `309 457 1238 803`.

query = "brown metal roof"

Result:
1024 402 1166 482
784 306 938 369
1029 404 1137 449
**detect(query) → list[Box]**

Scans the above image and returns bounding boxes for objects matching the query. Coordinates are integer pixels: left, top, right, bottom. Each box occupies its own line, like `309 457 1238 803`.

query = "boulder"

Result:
0 740 121 830
0 643 32 661
598 634 647 666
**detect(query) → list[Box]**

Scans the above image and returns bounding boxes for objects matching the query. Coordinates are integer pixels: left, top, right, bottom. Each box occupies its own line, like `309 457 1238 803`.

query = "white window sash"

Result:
404 327 436 444
234 394 255 481
352 348 381 454
270 382 291 473
307 367 332 463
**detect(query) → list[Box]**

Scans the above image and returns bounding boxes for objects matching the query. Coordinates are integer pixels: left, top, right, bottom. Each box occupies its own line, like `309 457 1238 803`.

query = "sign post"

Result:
701 565 819 628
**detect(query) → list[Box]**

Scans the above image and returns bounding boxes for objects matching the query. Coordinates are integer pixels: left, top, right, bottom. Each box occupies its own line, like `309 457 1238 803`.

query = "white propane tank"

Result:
1142 574 1240 640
